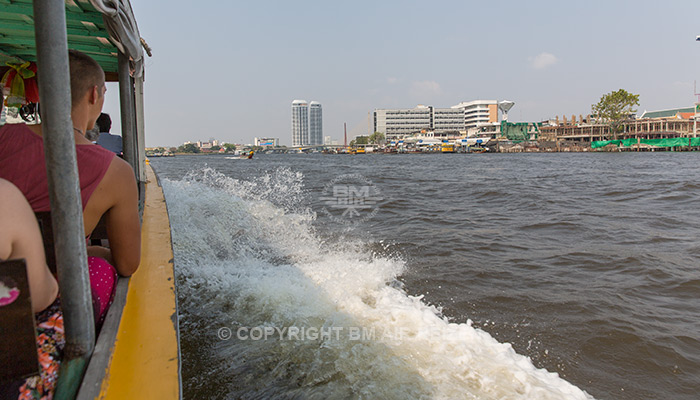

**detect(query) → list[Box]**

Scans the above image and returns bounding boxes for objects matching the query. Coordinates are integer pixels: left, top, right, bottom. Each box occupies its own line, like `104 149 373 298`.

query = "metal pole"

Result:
33 1 95 398
134 76 147 182
118 52 138 179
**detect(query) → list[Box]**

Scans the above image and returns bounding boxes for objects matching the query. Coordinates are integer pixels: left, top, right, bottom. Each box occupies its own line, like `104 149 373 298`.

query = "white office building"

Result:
452 100 498 129
374 105 432 139
309 101 323 145
432 107 465 132
374 100 500 141
291 100 309 146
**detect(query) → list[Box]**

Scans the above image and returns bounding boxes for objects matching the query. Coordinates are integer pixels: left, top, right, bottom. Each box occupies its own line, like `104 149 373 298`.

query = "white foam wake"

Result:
162 167 594 399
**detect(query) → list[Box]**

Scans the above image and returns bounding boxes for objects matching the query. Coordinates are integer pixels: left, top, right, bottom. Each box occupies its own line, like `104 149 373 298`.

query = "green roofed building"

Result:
639 107 695 119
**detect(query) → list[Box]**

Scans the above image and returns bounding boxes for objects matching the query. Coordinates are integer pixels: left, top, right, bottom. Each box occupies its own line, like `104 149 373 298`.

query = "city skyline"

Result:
100 1 700 147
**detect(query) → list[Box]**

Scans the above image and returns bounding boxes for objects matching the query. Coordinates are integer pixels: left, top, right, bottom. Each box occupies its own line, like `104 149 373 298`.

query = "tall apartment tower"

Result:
291 100 309 146
309 101 323 145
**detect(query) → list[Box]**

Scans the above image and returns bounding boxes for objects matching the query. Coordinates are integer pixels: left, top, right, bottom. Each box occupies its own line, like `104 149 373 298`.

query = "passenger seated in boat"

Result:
0 178 63 399
0 50 141 326
95 113 123 156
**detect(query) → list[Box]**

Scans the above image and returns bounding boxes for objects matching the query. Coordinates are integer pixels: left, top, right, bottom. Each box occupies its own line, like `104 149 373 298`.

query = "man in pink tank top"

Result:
0 51 140 302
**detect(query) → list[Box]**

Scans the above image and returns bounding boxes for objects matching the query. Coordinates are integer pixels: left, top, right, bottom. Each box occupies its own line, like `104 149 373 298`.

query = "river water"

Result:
150 153 700 400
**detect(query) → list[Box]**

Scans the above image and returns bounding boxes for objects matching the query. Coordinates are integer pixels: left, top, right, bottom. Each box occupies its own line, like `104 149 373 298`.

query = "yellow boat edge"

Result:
99 164 181 399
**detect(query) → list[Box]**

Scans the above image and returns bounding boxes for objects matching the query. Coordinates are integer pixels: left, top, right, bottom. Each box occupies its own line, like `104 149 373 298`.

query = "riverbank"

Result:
155 139 700 156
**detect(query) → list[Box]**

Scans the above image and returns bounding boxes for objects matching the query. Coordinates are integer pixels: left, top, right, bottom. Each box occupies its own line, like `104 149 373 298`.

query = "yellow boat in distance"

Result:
0 1 180 399
351 144 366 154
441 143 455 153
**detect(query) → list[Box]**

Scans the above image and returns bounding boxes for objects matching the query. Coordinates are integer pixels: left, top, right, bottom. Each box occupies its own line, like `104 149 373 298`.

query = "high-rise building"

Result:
309 101 323 145
291 100 309 146
292 100 323 146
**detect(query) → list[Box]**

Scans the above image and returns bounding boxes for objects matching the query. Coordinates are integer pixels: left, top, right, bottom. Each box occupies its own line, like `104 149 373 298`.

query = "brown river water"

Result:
151 152 700 399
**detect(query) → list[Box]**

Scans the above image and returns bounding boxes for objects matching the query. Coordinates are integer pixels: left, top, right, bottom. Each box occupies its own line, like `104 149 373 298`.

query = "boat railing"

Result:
32 3 96 398
1 1 149 398
1 0 183 397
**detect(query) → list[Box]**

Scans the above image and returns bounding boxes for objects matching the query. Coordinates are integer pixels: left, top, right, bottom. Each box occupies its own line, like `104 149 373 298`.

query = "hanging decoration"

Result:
1 61 39 108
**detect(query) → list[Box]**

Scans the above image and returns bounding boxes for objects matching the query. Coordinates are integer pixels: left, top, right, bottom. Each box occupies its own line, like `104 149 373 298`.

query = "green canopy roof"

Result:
0 0 145 80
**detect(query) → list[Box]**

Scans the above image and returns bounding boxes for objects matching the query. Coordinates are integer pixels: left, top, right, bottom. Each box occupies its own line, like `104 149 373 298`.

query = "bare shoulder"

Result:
0 180 23 239
82 155 137 232
0 177 16 193
103 156 137 193
0 179 28 213
0 181 17 259
0 179 40 257
0 177 20 194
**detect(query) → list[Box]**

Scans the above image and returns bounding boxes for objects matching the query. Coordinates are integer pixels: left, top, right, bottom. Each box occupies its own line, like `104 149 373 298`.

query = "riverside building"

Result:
374 100 499 141
374 105 432 138
254 137 279 147
453 100 498 129
433 107 465 132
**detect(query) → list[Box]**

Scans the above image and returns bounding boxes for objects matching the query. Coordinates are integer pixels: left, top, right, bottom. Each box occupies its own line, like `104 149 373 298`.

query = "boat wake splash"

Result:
162 167 594 399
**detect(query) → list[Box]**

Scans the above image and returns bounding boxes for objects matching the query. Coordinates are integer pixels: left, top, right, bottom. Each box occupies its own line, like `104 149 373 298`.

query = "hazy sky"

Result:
103 0 700 147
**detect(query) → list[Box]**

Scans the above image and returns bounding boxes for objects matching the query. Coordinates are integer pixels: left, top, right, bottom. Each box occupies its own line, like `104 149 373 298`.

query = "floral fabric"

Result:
18 298 64 400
